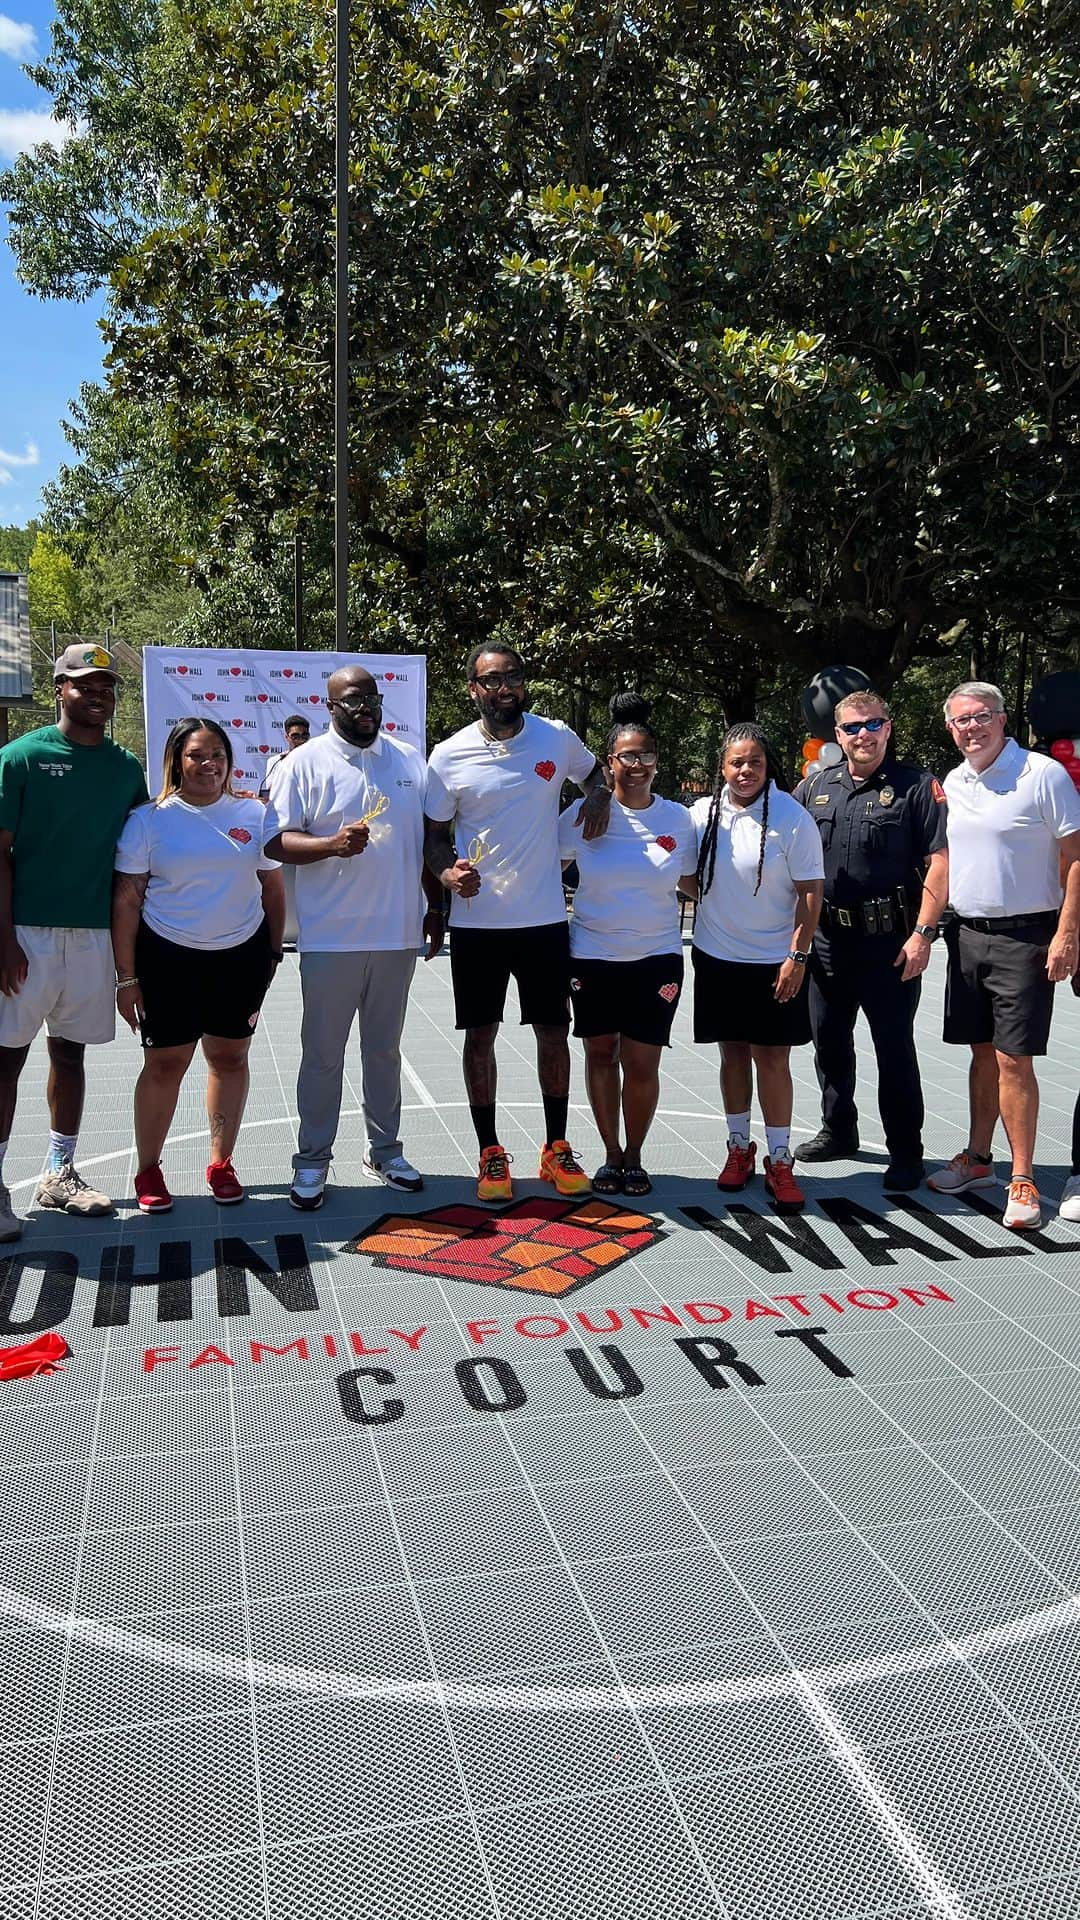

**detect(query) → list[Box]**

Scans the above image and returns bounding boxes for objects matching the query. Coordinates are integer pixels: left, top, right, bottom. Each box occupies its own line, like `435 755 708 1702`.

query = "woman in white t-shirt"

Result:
112 718 286 1214
559 695 697 1195
690 725 824 1213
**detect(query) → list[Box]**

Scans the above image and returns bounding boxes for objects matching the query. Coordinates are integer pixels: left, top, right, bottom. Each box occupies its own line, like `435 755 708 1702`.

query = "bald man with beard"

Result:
264 665 444 1208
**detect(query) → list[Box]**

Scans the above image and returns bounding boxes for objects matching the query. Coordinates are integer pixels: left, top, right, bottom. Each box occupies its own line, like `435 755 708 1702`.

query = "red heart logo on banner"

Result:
228 827 252 844
258 744 271 754
231 718 244 729
384 671 395 681
282 669 293 678
534 761 556 781
230 667 242 677
257 693 268 703
176 665 188 675
385 721 396 731
308 694 320 704
656 835 677 852
204 692 216 701
658 982 679 1004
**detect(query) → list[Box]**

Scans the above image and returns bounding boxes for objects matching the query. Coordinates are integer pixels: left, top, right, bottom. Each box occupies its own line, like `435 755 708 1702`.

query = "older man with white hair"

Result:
930 681 1080 1227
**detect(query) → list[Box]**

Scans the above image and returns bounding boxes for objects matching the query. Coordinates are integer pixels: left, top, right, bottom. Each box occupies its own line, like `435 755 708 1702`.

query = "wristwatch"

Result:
914 923 939 942
788 949 811 964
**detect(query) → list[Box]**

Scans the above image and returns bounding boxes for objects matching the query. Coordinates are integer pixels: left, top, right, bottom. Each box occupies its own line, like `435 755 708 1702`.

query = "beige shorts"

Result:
0 927 116 1049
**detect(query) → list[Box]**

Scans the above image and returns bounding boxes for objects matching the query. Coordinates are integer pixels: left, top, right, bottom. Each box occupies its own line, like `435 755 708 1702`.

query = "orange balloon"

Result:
801 757 818 778
802 737 825 758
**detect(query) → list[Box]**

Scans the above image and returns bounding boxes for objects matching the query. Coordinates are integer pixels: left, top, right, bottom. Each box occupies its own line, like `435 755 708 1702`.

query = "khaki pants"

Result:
294 948 417 1171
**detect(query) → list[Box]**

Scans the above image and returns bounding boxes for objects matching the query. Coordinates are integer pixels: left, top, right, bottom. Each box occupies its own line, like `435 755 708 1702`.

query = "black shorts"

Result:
448 921 571 1030
692 948 812 1047
570 953 684 1047
943 917 1057 1056
135 919 275 1050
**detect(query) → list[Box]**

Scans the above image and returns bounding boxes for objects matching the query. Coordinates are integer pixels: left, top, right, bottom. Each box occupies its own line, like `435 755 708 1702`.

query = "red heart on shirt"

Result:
228 827 252 844
658 982 679 1004
534 761 556 781
656 835 677 852
257 693 268 703
230 666 242 676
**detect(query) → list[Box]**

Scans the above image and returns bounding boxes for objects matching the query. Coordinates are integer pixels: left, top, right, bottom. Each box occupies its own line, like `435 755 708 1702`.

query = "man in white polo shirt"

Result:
264 664 444 1209
424 644 607 1203
930 681 1080 1228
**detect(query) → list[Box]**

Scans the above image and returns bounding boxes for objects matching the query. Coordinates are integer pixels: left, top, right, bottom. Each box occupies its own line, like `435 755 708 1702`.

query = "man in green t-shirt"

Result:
0 644 148 1238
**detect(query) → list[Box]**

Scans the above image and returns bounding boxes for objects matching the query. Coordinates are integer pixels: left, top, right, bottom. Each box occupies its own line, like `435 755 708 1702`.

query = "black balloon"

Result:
801 665 873 732
1028 671 1080 740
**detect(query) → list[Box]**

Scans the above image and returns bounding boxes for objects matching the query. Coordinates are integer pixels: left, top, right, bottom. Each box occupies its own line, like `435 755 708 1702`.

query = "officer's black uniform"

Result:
793 754 947 1168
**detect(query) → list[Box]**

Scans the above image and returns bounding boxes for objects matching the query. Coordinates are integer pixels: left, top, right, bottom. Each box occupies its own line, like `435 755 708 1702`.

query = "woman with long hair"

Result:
691 724 824 1212
558 693 697 1194
112 717 286 1212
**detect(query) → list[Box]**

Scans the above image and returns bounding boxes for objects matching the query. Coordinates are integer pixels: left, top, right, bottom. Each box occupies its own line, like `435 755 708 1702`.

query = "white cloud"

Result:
0 471 11 487
0 14 36 61
0 441 39 470
0 109 77 158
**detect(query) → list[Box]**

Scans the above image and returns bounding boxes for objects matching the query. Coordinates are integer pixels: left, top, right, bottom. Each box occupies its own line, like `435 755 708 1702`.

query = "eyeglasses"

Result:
838 717 888 736
947 710 998 730
329 695 382 714
473 670 525 690
613 750 658 767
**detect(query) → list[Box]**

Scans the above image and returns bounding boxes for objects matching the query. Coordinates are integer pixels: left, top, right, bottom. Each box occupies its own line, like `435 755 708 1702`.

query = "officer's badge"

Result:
879 786 894 807
814 794 830 805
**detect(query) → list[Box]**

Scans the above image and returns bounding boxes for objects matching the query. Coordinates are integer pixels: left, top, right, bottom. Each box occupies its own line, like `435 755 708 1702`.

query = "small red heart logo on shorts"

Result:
534 761 556 781
230 666 242 676
228 827 252 844
257 693 268 702
656 835 677 852
658 982 679 1003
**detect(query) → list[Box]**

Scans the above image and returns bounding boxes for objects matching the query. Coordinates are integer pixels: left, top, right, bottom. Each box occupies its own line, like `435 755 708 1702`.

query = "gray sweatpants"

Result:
294 948 417 1171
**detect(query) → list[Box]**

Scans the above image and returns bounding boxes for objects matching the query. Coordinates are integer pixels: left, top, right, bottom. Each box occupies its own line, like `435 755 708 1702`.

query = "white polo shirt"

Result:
944 738 1080 917
425 713 595 930
691 784 825 964
115 795 279 951
558 795 697 961
262 727 427 952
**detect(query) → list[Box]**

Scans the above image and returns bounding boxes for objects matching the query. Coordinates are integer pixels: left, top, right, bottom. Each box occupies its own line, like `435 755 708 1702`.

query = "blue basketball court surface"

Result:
1 945 1078 1918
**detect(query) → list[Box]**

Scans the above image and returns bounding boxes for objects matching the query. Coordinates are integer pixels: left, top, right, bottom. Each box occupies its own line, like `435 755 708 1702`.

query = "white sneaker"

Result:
1003 1178 1041 1231
362 1152 423 1193
0 1183 23 1242
1059 1175 1080 1223
289 1166 327 1211
927 1149 996 1194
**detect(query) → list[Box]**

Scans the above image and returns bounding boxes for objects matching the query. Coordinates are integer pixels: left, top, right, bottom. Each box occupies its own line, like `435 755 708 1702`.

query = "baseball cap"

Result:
53 644 120 682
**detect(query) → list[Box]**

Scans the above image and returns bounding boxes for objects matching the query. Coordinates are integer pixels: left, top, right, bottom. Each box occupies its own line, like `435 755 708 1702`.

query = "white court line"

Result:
1 1585 1075 1716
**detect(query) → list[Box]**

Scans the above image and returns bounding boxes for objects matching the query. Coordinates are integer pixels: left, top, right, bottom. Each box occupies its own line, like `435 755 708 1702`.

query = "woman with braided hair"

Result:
690 725 824 1212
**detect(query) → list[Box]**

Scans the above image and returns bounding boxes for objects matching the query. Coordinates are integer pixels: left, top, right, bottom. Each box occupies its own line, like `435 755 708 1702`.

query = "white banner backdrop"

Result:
142 648 427 789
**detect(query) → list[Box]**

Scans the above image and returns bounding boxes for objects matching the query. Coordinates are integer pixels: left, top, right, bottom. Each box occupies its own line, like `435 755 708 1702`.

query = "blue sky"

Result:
0 0 105 526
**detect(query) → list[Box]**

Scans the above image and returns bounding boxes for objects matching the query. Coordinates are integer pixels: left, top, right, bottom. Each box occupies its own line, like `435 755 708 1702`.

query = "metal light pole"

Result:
334 0 349 651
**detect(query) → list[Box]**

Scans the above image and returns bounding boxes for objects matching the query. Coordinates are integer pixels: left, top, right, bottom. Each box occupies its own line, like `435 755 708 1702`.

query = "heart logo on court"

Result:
658 982 679 1003
534 761 556 781
228 828 252 844
656 835 677 852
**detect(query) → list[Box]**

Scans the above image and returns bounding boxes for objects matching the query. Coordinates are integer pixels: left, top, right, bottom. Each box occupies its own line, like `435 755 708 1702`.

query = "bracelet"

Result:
115 977 138 990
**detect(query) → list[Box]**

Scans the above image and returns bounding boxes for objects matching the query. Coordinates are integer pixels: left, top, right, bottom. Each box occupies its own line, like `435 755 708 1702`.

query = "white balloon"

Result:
818 742 845 766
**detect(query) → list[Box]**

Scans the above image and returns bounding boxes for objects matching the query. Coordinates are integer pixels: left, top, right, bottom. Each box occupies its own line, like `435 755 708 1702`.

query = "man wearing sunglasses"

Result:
264 664 444 1208
929 680 1080 1229
424 645 607 1202
794 690 948 1191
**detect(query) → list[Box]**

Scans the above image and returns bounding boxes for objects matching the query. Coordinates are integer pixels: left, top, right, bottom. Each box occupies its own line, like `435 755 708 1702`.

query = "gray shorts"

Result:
942 915 1057 1057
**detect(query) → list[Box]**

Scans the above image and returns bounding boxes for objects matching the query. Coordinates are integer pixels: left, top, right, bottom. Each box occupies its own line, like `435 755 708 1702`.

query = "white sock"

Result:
47 1130 78 1172
726 1111 752 1146
765 1126 791 1161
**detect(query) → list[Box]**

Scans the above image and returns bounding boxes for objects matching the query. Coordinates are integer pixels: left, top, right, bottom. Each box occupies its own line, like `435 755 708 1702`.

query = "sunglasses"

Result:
838 717 888 736
473 670 526 690
329 695 382 714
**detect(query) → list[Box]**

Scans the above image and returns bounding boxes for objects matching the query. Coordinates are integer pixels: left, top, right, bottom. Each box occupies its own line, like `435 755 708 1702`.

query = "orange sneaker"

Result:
763 1154 805 1213
538 1140 591 1197
477 1145 513 1203
717 1141 756 1190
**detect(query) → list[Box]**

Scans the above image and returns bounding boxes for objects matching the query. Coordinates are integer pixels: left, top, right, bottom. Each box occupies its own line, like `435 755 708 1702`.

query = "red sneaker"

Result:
717 1141 756 1190
207 1158 245 1204
763 1154 805 1213
134 1164 173 1214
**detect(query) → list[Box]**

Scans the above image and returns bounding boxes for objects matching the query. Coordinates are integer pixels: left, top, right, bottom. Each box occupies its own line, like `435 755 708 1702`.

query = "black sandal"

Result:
621 1165 653 1196
592 1162 623 1194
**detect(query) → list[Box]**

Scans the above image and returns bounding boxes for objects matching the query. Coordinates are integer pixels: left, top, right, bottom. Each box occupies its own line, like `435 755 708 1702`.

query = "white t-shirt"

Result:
691 783 825 964
944 738 1080 916
425 713 596 930
114 795 279 951
559 796 696 961
262 727 426 952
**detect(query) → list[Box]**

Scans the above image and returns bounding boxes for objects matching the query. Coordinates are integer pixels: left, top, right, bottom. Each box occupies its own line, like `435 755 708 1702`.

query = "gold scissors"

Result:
358 789 390 828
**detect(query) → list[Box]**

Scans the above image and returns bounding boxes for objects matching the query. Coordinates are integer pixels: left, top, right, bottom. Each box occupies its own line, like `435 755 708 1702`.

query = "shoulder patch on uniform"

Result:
931 777 946 803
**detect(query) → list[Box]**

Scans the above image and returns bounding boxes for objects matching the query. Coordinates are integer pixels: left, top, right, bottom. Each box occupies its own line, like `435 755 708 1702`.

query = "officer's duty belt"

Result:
820 889 911 936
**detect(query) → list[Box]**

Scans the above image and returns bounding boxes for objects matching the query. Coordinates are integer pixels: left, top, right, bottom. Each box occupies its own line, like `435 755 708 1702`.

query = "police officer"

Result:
793 690 948 1189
